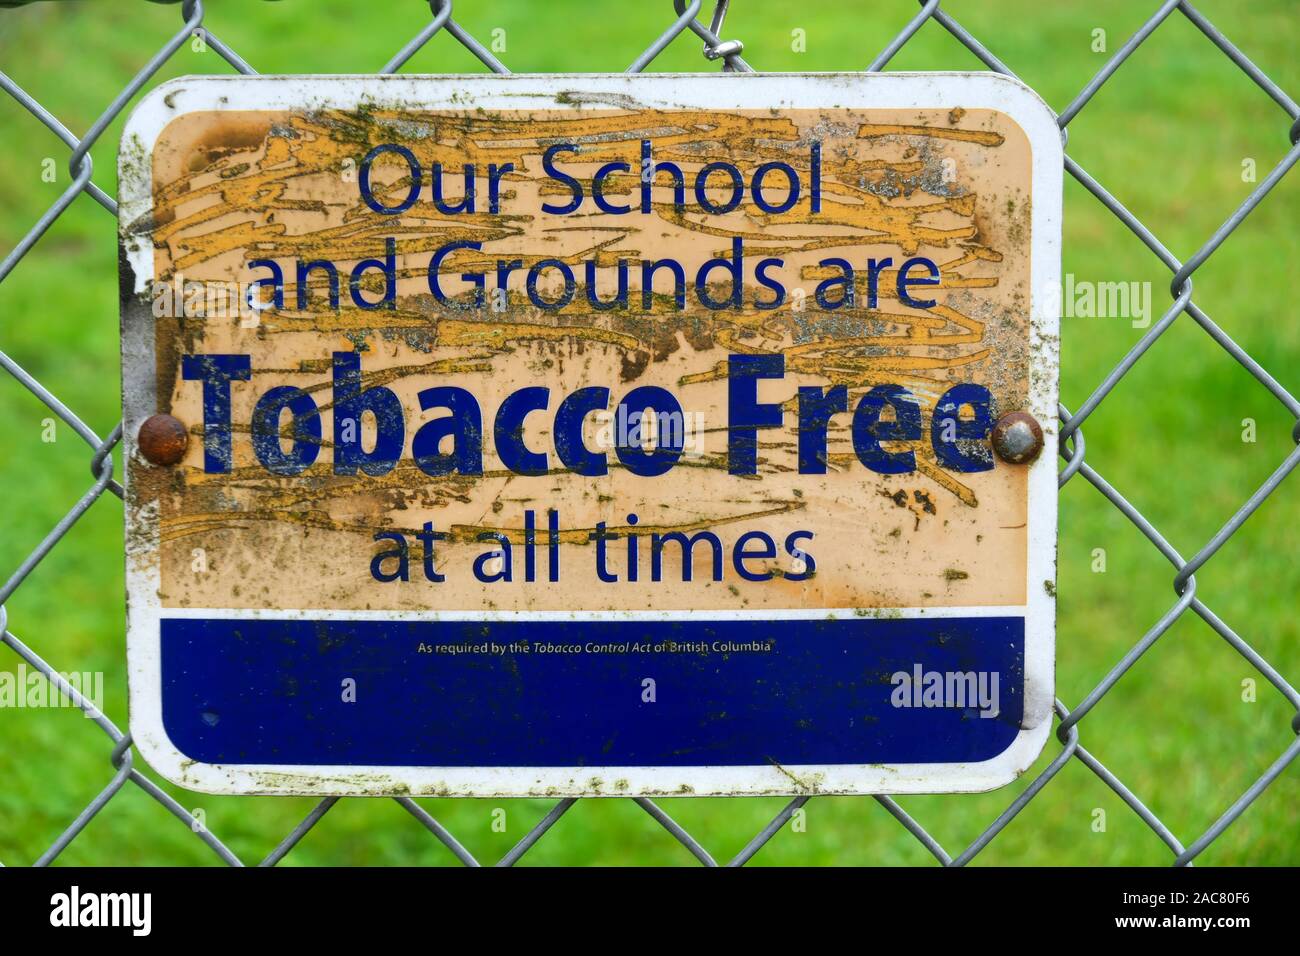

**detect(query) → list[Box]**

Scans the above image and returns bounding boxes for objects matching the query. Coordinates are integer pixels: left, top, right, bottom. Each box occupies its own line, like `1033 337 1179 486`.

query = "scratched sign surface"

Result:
120 75 1061 796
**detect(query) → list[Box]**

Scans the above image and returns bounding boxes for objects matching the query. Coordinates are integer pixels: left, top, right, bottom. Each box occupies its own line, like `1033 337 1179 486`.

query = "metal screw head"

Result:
991 411 1044 464
137 413 188 466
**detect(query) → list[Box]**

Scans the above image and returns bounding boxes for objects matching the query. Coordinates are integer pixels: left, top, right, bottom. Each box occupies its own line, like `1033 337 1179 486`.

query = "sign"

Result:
120 74 1061 797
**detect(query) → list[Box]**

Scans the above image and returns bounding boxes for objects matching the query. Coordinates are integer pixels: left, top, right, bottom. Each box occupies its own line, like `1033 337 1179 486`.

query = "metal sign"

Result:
119 73 1061 797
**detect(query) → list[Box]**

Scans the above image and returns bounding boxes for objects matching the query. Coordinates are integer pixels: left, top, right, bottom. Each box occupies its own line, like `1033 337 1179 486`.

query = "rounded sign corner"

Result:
974 710 1055 793
127 722 223 796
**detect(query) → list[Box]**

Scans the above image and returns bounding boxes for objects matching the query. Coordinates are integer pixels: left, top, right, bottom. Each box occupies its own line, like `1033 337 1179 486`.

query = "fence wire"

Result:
1 0 1298 867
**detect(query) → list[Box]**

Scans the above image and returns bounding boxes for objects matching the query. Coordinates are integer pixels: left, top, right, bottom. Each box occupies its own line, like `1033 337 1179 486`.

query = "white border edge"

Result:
120 72 1062 798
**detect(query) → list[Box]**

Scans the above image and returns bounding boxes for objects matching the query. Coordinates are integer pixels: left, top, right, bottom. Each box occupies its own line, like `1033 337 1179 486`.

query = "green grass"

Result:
1 0 1298 866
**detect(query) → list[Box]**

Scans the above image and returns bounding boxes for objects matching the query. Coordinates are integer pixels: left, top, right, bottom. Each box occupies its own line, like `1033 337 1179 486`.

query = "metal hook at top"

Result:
670 0 752 72
707 0 730 41
702 0 744 71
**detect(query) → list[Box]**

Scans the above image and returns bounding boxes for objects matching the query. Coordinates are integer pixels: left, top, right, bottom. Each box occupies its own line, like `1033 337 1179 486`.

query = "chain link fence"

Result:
1 0 1297 867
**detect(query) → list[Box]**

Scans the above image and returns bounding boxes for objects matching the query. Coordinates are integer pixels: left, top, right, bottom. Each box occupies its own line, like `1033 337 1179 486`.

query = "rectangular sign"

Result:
120 73 1061 796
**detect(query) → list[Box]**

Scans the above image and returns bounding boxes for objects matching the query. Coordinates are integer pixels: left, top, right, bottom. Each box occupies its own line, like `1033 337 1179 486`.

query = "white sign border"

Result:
120 72 1061 797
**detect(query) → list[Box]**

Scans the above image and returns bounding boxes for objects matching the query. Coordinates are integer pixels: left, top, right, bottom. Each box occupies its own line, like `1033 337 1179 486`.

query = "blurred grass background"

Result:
0 0 1297 866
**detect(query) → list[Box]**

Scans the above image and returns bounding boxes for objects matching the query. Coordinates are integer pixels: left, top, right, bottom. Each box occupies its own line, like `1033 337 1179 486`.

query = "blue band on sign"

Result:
160 616 1024 767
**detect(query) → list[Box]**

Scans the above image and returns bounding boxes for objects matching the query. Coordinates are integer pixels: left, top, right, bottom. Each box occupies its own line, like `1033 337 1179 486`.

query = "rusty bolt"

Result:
138 413 188 466
991 411 1044 464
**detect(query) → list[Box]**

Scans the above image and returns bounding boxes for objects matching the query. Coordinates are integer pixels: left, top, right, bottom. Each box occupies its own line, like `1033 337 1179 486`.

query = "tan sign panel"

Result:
120 74 1061 797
